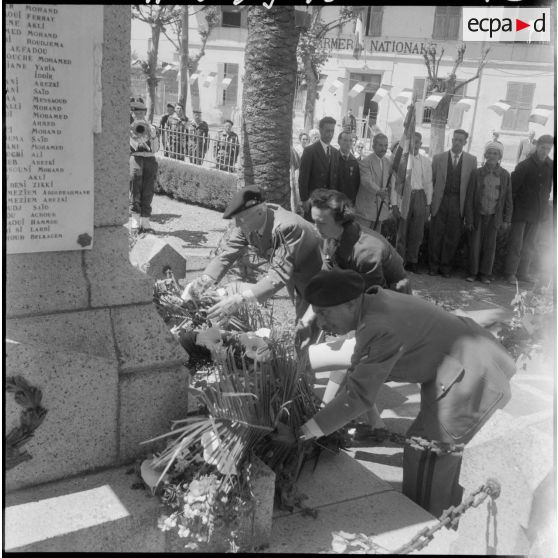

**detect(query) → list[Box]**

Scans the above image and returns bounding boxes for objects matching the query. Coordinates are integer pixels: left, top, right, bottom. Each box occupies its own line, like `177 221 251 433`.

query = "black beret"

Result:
223 186 264 219
304 269 364 307
166 103 175 108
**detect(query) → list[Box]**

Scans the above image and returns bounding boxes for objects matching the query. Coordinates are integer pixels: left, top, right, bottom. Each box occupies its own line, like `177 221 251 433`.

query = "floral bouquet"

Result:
145 273 345 550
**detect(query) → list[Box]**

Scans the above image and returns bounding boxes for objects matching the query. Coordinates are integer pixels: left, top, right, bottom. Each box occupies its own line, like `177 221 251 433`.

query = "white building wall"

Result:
131 6 554 168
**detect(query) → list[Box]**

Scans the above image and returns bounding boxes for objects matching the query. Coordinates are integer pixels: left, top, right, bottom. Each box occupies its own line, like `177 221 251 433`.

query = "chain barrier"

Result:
392 479 502 554
360 427 465 456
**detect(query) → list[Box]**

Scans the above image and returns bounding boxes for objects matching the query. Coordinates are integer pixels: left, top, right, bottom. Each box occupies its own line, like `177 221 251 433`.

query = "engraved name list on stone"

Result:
6 4 102 254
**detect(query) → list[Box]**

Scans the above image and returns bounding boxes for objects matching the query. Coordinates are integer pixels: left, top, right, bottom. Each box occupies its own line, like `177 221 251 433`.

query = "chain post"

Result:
391 480 501 555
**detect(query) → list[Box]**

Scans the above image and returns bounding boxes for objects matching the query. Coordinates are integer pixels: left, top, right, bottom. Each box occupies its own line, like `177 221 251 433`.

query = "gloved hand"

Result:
206 293 245 322
181 274 213 302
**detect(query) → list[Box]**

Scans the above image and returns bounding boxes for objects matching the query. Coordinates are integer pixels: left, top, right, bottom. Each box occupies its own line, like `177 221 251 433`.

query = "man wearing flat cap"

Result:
298 268 515 517
463 142 512 284
181 186 323 322
504 134 554 284
189 110 209 165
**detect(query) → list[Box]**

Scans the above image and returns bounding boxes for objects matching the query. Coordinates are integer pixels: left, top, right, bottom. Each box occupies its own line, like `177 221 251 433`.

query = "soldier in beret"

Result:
181 186 323 322
298 268 515 517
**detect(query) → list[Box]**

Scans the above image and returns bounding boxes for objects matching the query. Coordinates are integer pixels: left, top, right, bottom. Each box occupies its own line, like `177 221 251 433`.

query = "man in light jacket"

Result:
355 133 393 232
391 132 433 273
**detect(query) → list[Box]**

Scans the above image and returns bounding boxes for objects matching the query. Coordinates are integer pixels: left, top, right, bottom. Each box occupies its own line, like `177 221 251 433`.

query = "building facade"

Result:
131 5 555 168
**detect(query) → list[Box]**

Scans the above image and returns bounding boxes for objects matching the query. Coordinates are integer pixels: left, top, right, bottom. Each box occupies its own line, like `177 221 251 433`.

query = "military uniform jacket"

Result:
204 204 323 316
311 288 516 443
326 222 406 289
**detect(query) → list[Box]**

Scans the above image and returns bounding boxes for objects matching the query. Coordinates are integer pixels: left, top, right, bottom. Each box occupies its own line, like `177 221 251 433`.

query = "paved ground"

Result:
132 193 554 494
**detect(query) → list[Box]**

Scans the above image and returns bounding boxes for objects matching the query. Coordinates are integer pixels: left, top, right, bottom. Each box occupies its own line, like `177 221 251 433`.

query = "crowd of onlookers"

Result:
128 95 553 286
290 113 554 286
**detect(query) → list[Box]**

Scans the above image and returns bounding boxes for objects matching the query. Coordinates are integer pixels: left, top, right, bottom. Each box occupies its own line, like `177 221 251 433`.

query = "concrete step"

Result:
5 465 164 552
5 450 457 554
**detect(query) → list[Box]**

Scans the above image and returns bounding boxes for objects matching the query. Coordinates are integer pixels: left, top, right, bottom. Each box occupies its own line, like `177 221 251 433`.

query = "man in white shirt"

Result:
354 133 393 232
391 132 433 273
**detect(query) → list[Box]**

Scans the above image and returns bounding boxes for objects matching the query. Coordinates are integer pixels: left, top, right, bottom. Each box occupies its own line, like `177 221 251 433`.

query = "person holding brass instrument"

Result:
130 99 159 231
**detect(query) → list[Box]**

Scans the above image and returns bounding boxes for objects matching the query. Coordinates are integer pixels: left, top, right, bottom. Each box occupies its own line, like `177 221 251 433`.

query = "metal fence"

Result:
156 126 240 173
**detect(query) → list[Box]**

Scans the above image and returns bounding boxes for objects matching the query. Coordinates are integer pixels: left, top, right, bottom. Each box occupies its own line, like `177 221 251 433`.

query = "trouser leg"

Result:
517 222 539 277
140 157 158 217
406 191 427 264
479 215 498 277
429 209 446 272
439 197 463 273
129 156 143 215
504 221 526 276
468 221 482 277
396 215 408 262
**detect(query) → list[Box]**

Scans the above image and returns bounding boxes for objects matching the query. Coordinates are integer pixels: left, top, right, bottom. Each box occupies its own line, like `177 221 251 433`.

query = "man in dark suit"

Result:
298 116 339 216
336 131 360 203
429 129 478 277
504 134 553 283
299 269 515 517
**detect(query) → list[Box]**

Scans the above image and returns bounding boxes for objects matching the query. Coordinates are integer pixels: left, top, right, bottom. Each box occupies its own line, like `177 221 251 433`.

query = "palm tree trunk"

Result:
242 6 299 208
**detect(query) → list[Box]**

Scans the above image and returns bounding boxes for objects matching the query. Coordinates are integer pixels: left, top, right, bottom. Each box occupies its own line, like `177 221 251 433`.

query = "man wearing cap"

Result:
160 103 175 157
215 120 239 172
504 134 554 284
130 99 159 231
189 110 209 165
168 103 188 161
298 268 515 517
181 186 322 322
464 142 512 284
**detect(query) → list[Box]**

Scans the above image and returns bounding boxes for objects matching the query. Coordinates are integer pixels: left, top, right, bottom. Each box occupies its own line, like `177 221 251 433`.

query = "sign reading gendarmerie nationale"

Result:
5 4 100 254
319 35 428 56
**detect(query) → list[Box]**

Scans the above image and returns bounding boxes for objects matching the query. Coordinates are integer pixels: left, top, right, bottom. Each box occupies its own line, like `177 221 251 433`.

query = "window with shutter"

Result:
432 7 461 40
222 63 239 106
365 6 384 37
502 82 535 131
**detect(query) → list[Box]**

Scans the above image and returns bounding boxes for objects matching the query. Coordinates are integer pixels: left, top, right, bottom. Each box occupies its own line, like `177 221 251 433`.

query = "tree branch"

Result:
454 47 490 92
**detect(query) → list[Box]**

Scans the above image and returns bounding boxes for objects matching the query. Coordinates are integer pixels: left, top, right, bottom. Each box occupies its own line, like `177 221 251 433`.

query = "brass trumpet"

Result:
130 120 150 142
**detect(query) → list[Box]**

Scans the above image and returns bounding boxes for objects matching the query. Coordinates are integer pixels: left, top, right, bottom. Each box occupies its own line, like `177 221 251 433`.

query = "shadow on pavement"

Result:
151 229 208 246
149 213 181 224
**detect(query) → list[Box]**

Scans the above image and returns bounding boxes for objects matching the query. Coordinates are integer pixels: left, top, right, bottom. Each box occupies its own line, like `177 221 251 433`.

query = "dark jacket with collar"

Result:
464 164 513 229
326 221 405 289
298 141 339 202
510 154 553 223
336 151 361 203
